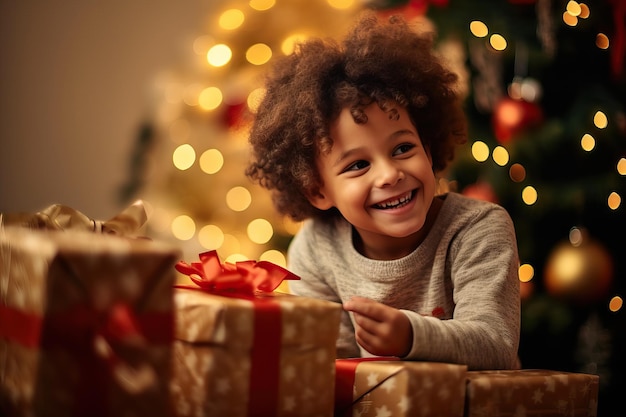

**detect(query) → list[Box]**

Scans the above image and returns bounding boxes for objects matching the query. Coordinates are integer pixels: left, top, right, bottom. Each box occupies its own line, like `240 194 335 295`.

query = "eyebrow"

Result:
331 129 417 168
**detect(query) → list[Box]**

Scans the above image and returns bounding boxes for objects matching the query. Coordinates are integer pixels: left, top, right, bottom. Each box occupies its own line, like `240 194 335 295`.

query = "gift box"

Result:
0 226 180 417
464 369 600 417
171 250 342 417
335 358 468 417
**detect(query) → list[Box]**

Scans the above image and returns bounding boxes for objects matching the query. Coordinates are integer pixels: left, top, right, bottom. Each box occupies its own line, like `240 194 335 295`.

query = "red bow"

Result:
175 250 300 294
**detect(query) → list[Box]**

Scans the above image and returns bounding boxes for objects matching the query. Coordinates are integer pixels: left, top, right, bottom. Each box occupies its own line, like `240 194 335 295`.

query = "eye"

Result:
344 160 370 172
393 143 416 156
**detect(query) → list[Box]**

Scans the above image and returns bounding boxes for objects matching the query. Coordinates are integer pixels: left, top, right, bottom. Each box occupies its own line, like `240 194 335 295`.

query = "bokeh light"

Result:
226 186 252 212
617 158 626 175
472 141 490 162
199 148 224 174
247 218 274 244
608 192 621 210
580 133 595 152
198 87 223 111
593 111 608 129
509 163 526 182
171 215 196 240
522 186 538 205
246 43 272 65
260 249 287 267
207 44 232 67
469 21 488 38
249 0 275 11
327 0 354 10
198 224 225 250
519 264 534 282
219 9 245 30
489 34 507 51
609 296 623 312
492 146 509 166
172 144 196 170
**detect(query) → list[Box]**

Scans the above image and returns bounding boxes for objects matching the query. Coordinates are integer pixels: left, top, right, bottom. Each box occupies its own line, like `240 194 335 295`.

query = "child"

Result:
245 13 520 370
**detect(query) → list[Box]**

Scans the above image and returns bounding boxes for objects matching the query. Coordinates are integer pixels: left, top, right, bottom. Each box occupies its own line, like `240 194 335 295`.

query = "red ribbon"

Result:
334 357 400 417
175 250 300 294
175 250 299 416
0 302 173 417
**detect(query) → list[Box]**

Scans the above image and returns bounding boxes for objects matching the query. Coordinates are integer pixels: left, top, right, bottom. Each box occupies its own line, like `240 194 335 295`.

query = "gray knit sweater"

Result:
288 192 520 370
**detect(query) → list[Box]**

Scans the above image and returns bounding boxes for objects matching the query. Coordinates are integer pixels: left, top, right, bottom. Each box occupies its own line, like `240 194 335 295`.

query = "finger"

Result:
344 297 389 322
352 311 383 334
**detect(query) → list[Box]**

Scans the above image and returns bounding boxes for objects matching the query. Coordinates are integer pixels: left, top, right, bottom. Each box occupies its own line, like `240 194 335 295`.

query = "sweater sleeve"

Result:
402 205 521 370
287 220 361 358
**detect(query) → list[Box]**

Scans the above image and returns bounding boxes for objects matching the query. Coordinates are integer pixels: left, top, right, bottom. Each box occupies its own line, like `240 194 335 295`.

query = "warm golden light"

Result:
246 43 272 65
172 144 196 170
260 249 287 268
283 217 302 235
247 88 265 113
171 215 196 240
226 253 249 263
617 157 626 175
247 218 274 244
199 148 224 174
219 9 245 30
579 3 590 18
596 33 609 49
608 192 621 210
563 11 578 26
492 146 510 166
518 264 534 282
581 133 595 151
207 44 232 67
249 0 275 11
509 163 526 182
226 186 252 212
198 87 223 111
593 111 608 128
609 296 623 312
198 224 225 250
327 0 354 10
469 21 488 38
489 34 507 51
282 33 307 55
472 141 490 162
522 186 538 205
566 0 581 16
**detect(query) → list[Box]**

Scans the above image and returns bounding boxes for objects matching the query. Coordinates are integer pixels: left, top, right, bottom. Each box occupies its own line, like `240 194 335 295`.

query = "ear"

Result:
307 189 334 211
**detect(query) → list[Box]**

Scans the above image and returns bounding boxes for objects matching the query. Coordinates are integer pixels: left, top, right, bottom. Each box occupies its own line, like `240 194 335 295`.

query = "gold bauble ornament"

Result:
544 236 613 304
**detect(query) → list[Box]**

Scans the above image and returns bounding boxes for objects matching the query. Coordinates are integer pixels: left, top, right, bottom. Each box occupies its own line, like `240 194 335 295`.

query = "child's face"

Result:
309 102 437 247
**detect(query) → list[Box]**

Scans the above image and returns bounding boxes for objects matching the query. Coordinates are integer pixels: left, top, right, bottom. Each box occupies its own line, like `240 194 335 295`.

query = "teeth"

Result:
375 191 412 209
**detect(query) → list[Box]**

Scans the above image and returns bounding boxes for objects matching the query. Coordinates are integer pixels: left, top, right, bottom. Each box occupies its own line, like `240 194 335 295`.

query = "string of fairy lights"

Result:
461 0 623 312
142 0 623 311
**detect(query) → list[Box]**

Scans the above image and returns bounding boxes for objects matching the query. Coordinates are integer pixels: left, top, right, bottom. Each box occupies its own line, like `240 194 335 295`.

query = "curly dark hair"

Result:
246 12 467 222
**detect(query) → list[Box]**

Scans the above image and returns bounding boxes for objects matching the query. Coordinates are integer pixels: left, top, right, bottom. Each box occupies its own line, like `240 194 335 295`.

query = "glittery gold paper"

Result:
465 369 600 417
337 359 467 417
0 226 180 417
171 288 342 417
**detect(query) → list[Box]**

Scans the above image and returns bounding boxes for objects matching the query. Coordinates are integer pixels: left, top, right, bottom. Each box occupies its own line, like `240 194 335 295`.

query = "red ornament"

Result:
492 97 543 144
461 181 499 204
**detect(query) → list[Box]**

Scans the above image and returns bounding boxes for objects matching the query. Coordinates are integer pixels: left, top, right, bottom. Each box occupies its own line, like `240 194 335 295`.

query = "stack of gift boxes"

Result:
0 204 600 417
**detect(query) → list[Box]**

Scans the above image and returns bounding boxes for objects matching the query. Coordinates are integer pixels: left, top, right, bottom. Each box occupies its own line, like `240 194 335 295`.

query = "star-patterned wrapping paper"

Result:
464 369 600 417
0 226 180 417
171 288 342 417
335 359 468 417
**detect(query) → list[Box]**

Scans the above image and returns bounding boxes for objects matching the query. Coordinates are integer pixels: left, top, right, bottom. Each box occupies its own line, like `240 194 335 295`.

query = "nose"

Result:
374 159 404 188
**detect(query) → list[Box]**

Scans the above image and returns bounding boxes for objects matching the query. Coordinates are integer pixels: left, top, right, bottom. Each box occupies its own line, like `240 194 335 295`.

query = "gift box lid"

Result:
1 226 181 314
174 288 342 350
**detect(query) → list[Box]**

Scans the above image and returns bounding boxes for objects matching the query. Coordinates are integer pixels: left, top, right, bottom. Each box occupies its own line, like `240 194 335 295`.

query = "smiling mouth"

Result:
372 190 415 210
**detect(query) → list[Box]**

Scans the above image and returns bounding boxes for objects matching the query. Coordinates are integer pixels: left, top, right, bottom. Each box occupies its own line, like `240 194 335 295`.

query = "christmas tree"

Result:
416 0 624 414
123 0 625 414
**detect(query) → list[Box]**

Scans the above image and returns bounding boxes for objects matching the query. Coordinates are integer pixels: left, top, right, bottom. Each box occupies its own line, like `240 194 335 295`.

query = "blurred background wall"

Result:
0 0 212 219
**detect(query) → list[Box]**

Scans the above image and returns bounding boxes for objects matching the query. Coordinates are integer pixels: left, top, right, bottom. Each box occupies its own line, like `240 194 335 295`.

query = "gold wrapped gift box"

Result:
335 358 468 417
0 226 180 417
171 287 342 417
465 369 599 417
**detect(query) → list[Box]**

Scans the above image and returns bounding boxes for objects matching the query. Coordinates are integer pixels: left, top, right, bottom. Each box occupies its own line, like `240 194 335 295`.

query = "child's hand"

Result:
343 296 412 358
